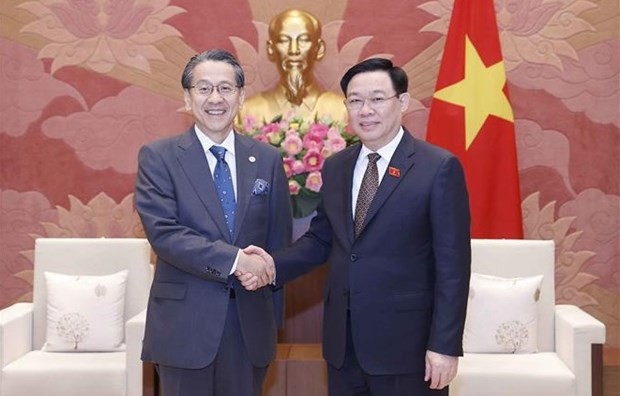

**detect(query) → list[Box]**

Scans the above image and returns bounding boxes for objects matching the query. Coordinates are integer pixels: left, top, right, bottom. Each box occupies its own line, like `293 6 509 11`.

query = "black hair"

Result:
340 58 408 95
181 49 245 90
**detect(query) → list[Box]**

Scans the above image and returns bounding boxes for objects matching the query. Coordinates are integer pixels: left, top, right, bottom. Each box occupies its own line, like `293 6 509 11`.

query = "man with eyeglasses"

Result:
135 49 292 396
244 58 471 395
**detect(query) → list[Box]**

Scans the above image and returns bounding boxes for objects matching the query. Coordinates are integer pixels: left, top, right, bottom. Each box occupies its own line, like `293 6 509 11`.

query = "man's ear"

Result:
398 92 411 113
183 90 192 112
315 39 326 61
267 40 275 61
238 87 245 107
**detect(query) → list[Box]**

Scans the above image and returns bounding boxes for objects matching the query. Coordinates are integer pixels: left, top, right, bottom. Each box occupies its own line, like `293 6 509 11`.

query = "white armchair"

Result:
451 239 606 396
0 238 153 396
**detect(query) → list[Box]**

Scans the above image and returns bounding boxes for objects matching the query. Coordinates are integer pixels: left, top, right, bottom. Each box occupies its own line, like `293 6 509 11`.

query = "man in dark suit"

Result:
243 58 471 395
135 49 292 396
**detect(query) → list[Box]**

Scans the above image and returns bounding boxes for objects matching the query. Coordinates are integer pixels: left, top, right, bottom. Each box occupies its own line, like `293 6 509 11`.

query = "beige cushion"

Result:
42 270 128 352
470 240 555 353
452 352 576 396
464 273 543 353
2 350 125 396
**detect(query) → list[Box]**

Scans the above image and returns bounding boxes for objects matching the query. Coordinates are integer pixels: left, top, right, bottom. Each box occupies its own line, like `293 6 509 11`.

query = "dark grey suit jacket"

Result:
135 127 292 369
275 130 471 375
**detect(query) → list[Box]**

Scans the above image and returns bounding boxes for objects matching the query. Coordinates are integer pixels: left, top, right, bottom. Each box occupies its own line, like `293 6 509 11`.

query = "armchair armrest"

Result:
555 304 605 396
126 309 147 396
0 303 34 369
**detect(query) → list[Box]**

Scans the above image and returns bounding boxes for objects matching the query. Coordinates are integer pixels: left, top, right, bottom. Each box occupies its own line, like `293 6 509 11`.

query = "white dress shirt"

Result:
351 127 405 220
194 126 238 199
194 126 240 274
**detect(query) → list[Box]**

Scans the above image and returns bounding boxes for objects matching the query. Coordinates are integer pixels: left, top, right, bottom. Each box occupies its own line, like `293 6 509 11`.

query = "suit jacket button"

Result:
350 254 357 262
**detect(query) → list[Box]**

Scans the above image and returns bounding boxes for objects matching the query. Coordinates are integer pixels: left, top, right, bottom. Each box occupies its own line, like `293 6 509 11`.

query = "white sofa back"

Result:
31 238 152 350
471 239 555 352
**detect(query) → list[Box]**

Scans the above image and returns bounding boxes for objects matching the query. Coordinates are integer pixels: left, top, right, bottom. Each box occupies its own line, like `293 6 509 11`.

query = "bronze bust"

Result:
238 9 347 125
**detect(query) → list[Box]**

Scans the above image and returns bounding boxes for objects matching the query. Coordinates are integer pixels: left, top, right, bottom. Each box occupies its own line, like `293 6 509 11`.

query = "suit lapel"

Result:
176 128 231 240
232 133 258 243
358 131 417 236
342 145 361 245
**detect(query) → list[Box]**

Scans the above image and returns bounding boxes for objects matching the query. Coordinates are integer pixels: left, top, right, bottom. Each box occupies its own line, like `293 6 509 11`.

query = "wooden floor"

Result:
143 364 620 396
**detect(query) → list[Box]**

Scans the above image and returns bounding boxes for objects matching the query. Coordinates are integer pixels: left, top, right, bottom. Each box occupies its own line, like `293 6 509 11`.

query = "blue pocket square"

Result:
252 178 270 196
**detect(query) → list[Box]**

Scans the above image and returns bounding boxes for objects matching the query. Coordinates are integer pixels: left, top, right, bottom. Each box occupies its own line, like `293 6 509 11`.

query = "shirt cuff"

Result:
229 249 240 275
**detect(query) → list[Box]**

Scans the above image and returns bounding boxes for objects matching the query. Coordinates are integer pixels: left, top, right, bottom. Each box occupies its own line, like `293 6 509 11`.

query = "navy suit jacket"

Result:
275 130 471 375
135 127 292 369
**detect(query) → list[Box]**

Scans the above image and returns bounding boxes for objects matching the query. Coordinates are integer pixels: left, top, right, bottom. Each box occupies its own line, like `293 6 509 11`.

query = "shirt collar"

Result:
194 125 236 157
359 127 404 162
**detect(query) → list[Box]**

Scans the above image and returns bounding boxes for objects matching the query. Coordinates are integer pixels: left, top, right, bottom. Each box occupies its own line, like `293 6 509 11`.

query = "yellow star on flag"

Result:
433 35 514 149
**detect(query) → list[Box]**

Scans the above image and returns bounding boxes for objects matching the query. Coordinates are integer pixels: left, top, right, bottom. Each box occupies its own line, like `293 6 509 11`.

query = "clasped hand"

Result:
234 245 274 291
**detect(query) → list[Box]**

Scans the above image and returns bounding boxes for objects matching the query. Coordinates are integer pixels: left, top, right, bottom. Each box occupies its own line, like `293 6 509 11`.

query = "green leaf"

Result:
290 189 320 218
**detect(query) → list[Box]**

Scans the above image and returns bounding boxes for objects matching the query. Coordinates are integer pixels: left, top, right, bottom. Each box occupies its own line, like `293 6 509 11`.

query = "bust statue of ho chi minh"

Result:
238 9 348 126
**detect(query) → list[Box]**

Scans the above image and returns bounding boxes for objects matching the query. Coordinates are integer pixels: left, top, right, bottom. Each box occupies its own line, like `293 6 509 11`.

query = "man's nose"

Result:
359 99 375 114
288 40 300 55
206 89 224 102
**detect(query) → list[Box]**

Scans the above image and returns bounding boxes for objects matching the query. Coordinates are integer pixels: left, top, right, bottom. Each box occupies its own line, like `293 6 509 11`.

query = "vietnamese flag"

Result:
426 0 523 238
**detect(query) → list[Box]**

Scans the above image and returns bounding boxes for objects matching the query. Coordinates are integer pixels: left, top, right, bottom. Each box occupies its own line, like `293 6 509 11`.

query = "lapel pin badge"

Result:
248 156 256 163
388 167 400 178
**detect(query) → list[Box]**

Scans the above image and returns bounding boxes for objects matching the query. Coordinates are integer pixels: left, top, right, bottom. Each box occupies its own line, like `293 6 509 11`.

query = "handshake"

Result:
235 245 274 291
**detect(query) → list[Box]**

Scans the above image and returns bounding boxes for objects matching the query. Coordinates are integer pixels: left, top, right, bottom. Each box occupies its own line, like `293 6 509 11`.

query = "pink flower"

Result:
327 126 342 139
321 146 333 159
282 157 295 178
243 115 257 132
239 116 359 218
292 160 305 175
305 171 323 192
302 131 324 151
308 123 329 138
325 135 347 153
288 180 301 195
303 149 324 172
262 122 280 134
281 133 303 156
253 134 268 143
279 120 290 130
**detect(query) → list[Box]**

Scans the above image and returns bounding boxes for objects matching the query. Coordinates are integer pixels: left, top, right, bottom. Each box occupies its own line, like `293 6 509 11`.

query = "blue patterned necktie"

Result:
209 146 236 238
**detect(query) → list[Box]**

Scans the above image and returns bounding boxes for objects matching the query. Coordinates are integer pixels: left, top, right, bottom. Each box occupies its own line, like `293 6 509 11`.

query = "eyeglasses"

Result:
344 94 400 110
190 82 240 97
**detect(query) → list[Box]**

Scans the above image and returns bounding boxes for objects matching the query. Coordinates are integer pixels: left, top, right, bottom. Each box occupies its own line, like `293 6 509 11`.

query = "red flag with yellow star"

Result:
426 0 523 238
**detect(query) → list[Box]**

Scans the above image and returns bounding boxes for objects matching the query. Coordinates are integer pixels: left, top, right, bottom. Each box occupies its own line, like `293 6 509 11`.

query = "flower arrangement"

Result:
240 114 359 218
